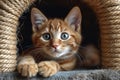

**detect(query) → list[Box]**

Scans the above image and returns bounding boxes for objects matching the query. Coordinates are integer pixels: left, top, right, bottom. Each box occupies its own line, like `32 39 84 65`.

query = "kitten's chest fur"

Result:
22 47 77 70
23 47 77 63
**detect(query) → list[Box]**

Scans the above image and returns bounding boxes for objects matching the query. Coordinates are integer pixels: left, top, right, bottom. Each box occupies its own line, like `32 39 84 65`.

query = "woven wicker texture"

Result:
84 0 120 69
0 0 34 72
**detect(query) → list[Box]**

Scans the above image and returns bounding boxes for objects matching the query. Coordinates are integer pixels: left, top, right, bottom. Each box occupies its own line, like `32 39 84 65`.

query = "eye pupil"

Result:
61 32 69 40
42 33 50 40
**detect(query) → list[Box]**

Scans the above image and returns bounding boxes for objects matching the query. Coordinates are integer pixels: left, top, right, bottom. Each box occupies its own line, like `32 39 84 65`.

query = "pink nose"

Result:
52 45 58 49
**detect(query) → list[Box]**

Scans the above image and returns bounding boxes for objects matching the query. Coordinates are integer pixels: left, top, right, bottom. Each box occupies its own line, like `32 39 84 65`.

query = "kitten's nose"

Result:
52 45 59 49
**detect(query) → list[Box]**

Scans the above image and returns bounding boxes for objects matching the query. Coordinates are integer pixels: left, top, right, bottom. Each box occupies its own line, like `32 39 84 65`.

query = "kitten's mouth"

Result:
52 48 61 53
45 47 71 58
53 49 59 52
53 50 61 54
50 49 64 57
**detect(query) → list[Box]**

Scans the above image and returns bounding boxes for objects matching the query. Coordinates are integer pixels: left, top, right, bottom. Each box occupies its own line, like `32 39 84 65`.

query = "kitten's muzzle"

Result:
52 45 59 49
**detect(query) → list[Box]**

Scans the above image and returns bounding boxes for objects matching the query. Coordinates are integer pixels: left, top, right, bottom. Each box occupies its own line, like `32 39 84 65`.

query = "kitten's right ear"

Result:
64 6 82 33
31 8 48 32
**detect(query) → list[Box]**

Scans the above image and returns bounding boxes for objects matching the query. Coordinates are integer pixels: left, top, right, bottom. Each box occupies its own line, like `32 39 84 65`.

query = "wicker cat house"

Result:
0 0 120 73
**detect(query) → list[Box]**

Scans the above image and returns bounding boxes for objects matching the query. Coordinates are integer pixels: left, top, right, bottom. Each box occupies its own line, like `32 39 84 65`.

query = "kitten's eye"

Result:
42 33 51 40
61 32 69 40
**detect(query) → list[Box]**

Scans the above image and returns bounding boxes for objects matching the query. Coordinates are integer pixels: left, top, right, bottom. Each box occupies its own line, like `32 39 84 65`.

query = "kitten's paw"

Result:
17 63 38 77
38 61 60 77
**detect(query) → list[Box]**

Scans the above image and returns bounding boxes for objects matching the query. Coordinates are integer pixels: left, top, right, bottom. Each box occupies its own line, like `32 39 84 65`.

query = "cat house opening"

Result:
17 0 100 54
17 0 100 59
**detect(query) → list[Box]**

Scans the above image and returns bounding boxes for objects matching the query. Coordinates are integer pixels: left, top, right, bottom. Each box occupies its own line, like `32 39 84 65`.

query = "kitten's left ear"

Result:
64 6 82 32
31 8 48 32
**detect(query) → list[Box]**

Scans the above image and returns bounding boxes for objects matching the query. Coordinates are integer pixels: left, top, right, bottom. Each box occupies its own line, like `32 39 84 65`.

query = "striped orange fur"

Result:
17 6 100 78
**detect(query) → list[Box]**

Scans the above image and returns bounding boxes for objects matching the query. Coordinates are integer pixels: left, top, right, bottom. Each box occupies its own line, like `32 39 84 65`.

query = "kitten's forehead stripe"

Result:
63 28 67 31
50 19 62 32
57 22 61 32
49 19 62 32
57 22 60 28
46 28 49 32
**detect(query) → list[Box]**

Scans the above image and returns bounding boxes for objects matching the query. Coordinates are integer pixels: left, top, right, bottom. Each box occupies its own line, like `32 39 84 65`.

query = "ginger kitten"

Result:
17 6 99 77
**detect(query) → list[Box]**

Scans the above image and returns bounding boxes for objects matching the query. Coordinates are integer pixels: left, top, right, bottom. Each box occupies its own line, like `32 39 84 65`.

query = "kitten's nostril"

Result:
52 45 58 49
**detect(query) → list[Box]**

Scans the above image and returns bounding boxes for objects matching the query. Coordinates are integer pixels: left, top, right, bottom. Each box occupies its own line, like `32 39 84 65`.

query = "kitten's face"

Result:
31 7 82 59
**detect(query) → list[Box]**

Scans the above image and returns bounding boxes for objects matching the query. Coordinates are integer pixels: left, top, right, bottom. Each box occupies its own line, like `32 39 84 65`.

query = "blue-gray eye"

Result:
42 33 51 40
61 32 69 40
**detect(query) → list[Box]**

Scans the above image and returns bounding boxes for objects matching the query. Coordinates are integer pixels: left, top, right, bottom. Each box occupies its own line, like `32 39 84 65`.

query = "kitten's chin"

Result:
47 51 64 58
51 52 77 59
50 49 70 58
46 51 77 59
44 47 77 59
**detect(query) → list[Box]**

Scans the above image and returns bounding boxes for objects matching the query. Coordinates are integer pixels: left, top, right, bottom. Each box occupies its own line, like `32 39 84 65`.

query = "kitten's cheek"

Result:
51 48 55 52
44 48 55 55
44 47 51 52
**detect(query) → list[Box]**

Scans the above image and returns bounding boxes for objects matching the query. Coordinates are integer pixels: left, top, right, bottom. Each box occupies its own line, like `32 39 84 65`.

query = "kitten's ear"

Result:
64 6 82 32
31 8 48 32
